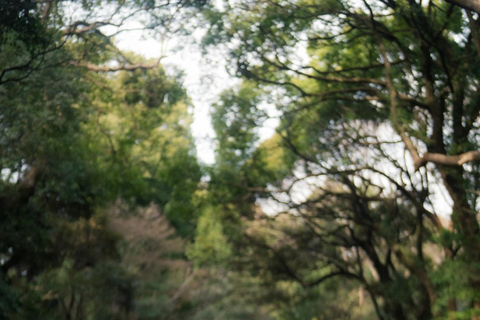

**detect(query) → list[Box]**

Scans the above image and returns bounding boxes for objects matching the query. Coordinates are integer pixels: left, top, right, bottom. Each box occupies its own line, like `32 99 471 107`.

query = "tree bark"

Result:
445 0 480 14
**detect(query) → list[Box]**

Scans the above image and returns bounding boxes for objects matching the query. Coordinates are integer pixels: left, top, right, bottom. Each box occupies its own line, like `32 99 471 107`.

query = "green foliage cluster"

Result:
0 1 205 319
190 0 480 319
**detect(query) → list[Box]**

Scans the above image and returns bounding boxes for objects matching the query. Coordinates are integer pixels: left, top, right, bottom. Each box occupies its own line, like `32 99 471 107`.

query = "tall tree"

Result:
0 1 205 318
201 0 480 318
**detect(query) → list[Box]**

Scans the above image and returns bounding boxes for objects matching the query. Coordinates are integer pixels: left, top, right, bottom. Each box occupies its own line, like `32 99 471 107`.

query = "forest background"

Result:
1 0 480 319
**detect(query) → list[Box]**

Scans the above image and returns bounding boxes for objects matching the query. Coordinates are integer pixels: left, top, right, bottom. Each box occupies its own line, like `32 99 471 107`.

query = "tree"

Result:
0 0 210 84
0 1 205 317
200 0 480 318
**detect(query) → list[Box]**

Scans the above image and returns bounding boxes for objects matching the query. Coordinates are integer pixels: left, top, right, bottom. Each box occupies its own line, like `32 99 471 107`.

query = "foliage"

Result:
4 0 480 319
187 206 232 266
0 1 204 318
197 0 480 319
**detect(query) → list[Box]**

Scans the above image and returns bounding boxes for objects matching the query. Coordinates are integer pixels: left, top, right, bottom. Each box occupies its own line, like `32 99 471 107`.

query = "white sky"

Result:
115 28 222 164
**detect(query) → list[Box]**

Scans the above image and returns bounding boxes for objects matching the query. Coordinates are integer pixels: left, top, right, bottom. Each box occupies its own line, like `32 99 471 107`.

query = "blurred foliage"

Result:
0 1 204 318
196 0 480 319
3 0 480 320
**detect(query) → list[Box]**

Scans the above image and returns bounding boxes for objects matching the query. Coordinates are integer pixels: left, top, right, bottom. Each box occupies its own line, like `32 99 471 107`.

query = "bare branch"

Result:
400 131 480 170
444 0 480 14
62 21 114 35
69 59 162 72
416 150 480 170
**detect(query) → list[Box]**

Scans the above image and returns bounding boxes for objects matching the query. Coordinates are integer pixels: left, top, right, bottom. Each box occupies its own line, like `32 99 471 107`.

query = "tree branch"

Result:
415 150 480 170
444 0 480 14
62 21 113 35
69 60 161 72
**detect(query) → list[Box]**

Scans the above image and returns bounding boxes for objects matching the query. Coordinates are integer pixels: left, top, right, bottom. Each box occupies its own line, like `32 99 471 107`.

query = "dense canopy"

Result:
1 0 480 319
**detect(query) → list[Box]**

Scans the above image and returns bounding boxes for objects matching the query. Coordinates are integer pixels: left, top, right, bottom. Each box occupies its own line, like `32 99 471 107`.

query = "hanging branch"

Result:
70 58 162 72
